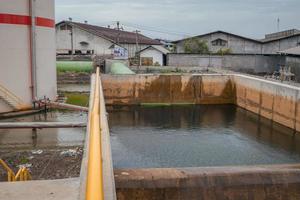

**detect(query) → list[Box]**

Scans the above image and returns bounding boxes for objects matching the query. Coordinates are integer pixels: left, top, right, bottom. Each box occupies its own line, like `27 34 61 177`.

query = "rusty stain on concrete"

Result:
115 165 300 200
101 74 235 105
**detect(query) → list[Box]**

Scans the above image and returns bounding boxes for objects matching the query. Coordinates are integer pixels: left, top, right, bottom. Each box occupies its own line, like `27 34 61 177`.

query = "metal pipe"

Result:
30 0 37 101
0 122 87 129
86 68 104 200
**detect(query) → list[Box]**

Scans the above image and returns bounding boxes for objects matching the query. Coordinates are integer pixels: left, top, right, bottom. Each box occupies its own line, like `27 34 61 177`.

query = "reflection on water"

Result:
108 105 300 168
0 110 87 149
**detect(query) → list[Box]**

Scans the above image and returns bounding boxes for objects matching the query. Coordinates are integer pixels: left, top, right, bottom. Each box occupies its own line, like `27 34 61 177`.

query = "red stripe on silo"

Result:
0 13 54 28
0 13 31 25
36 17 55 28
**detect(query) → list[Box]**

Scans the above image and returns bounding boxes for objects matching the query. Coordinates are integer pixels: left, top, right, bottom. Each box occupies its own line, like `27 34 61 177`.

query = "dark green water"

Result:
108 105 300 168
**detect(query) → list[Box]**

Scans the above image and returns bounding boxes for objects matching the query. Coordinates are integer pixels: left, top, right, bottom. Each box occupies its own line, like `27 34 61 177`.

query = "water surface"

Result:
108 105 300 168
0 110 87 149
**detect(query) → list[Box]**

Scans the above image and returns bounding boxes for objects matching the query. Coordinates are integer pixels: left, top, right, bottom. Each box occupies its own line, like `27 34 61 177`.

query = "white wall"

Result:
140 49 163 66
56 25 152 58
0 0 56 113
56 25 114 55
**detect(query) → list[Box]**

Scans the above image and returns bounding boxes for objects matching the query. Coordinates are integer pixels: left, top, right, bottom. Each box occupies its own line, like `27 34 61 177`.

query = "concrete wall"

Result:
115 165 300 200
102 74 300 132
234 75 300 132
286 56 300 82
101 74 235 105
0 0 56 113
176 33 262 54
140 49 163 66
167 54 283 74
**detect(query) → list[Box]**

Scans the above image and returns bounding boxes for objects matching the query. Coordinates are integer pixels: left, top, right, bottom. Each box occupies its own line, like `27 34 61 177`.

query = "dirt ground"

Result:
0 147 83 182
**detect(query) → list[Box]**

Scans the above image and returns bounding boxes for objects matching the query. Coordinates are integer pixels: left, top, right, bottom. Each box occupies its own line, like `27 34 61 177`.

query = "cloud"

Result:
55 0 300 40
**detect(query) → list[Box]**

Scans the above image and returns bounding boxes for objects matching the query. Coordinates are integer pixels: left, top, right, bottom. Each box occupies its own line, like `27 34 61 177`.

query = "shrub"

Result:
184 38 210 54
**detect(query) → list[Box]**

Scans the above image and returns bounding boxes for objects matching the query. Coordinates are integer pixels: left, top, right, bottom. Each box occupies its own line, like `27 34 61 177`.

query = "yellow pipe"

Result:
86 68 104 200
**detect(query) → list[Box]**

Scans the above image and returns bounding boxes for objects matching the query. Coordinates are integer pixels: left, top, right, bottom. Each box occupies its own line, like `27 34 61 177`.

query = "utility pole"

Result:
117 21 120 31
277 17 280 32
135 30 141 68
68 18 74 60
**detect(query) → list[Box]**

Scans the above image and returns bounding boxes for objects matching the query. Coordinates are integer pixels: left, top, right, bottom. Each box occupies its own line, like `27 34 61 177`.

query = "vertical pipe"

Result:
30 0 37 100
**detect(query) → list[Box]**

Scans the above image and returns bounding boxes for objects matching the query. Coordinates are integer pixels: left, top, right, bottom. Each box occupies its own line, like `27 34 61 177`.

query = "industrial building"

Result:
0 0 57 113
56 21 162 58
138 45 170 66
174 29 300 55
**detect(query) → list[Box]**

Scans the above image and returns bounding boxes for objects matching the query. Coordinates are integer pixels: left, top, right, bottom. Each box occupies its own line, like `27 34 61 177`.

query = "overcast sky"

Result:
55 0 300 40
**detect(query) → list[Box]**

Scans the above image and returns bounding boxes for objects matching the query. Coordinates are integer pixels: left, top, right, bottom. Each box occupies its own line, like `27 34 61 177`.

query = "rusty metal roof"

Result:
56 21 161 45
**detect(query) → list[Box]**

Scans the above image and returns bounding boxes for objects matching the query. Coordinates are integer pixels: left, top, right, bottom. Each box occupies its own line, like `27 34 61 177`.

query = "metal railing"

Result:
0 83 24 109
86 68 104 200
0 159 32 182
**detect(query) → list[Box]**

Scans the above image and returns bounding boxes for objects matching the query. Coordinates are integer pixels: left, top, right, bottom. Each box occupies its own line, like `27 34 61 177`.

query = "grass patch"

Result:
65 93 89 107
57 61 93 73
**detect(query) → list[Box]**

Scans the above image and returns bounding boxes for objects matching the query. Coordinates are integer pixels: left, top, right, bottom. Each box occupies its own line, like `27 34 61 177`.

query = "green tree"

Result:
216 48 232 55
184 38 209 54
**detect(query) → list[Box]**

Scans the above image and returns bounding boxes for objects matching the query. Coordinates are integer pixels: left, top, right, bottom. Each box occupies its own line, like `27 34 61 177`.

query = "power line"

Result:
121 21 192 37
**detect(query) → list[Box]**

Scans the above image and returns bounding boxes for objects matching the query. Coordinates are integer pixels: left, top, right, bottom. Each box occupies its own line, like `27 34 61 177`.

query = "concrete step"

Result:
0 178 80 200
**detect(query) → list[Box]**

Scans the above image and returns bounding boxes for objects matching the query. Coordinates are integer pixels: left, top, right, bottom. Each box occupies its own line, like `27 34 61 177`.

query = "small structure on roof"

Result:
138 45 170 66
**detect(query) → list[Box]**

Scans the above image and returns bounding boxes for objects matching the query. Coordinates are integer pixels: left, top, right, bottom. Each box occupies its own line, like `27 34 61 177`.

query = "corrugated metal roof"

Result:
260 33 300 43
56 21 161 45
278 46 300 56
173 31 261 44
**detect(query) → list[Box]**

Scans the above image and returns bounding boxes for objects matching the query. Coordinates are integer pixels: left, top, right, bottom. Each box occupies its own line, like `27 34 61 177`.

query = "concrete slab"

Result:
0 178 80 200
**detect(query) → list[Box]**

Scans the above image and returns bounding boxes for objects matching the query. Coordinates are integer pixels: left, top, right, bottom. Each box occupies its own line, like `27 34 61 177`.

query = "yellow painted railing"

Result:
0 159 32 182
0 83 24 109
86 68 104 200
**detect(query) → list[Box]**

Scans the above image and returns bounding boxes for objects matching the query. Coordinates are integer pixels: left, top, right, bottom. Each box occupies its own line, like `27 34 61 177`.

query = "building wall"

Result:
286 56 300 82
0 0 56 113
56 24 151 58
122 44 149 58
262 36 300 54
140 49 163 66
176 33 262 54
167 54 282 74
176 32 300 55
56 25 113 55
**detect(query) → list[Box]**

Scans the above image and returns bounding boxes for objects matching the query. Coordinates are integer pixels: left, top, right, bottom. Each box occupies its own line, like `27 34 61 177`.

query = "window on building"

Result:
211 39 227 46
75 50 82 55
80 41 89 46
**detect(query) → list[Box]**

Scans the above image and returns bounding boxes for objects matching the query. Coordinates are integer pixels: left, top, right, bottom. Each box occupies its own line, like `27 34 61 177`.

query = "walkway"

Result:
0 69 116 200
